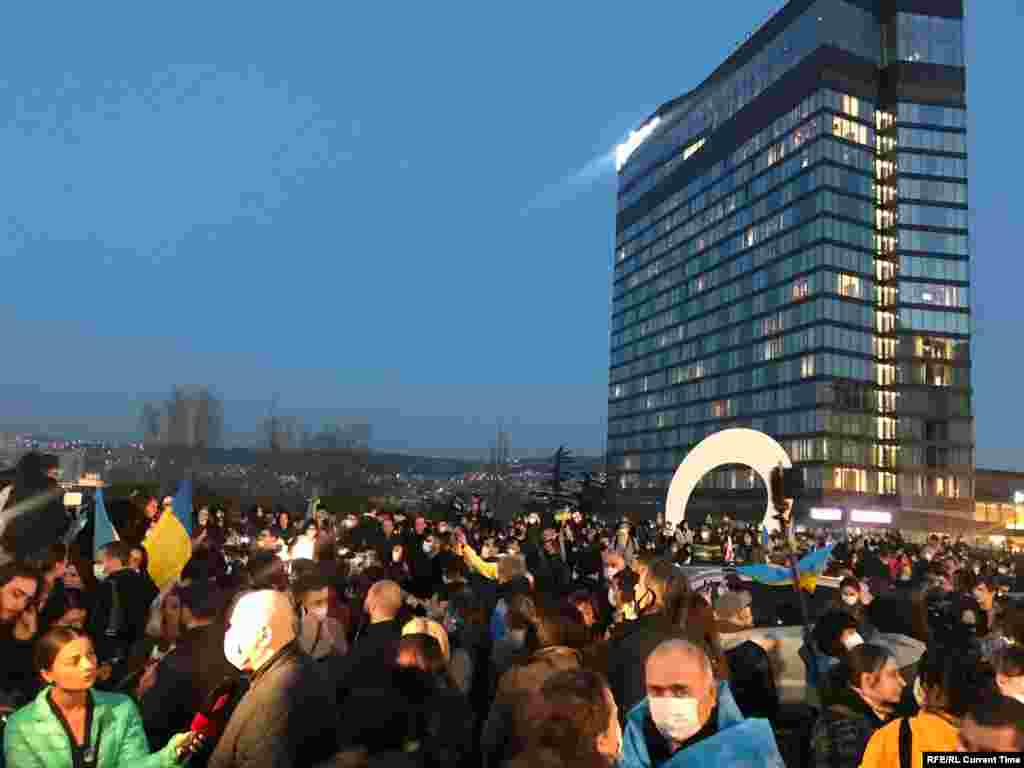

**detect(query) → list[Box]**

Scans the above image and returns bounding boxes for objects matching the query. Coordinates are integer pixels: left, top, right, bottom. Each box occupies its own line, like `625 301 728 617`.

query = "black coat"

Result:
724 639 779 722
87 568 158 667
334 619 402 700
140 622 240 749
209 644 338 768
606 612 686 719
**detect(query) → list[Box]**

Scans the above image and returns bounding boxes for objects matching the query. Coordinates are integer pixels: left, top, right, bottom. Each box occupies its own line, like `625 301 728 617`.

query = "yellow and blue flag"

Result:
736 543 835 591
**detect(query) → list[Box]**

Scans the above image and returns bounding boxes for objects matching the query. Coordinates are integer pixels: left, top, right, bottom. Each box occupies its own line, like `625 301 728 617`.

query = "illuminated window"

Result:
834 467 868 492
832 116 869 145
874 338 896 359
877 417 896 440
838 274 862 298
874 445 897 468
841 95 861 118
793 279 810 300
801 355 815 378
710 400 733 419
917 337 953 360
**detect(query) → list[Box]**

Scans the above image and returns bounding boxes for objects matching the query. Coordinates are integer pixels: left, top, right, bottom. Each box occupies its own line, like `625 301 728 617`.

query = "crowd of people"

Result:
0 474 1022 766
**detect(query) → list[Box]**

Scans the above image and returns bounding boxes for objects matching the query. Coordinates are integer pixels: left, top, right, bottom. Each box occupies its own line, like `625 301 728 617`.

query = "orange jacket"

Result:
859 711 959 768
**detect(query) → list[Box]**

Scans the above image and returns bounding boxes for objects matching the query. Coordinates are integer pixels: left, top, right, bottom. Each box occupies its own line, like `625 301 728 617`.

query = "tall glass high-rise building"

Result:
609 0 972 531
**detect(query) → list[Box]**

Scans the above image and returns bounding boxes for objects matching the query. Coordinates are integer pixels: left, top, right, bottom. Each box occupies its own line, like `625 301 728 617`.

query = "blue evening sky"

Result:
1 2 1021 463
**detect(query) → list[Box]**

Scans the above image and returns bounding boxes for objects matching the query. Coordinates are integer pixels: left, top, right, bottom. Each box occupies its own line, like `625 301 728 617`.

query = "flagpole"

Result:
775 496 813 643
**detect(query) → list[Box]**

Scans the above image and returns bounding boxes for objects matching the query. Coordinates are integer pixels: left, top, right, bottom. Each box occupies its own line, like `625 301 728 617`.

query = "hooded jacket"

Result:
620 681 784 768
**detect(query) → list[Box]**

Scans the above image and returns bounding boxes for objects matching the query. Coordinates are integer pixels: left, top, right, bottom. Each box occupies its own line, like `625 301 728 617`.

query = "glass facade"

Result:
609 0 972 522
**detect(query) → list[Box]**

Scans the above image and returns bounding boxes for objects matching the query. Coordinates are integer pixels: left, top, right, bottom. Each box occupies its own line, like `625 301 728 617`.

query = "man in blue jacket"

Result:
620 638 785 768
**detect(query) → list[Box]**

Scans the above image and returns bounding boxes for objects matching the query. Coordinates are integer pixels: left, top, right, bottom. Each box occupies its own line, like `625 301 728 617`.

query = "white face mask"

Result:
604 567 619 582
841 632 865 651
649 696 703 744
93 563 107 582
423 542 434 555
223 624 252 671
841 594 860 607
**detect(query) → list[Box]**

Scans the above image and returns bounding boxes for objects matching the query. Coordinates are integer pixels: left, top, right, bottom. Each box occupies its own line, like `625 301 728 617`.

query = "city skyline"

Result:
1 2 1021 467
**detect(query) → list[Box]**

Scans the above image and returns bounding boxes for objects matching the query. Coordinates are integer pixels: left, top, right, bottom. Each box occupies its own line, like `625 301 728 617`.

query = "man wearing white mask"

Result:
291 571 348 660
210 590 338 768
620 639 784 768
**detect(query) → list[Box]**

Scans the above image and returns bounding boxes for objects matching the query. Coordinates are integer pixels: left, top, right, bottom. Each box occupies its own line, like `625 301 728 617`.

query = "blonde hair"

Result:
401 617 450 661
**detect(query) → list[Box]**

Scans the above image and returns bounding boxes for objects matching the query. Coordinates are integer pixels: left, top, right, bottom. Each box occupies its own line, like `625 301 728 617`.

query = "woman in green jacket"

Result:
3 626 187 768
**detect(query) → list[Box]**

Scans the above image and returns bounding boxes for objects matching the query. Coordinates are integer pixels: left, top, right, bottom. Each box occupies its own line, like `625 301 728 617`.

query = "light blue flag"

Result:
735 561 792 587
797 543 836 577
93 488 118 558
736 543 836 588
173 479 193 536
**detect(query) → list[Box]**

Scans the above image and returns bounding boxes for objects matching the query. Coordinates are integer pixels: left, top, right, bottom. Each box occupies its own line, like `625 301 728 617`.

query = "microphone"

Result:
175 680 237 761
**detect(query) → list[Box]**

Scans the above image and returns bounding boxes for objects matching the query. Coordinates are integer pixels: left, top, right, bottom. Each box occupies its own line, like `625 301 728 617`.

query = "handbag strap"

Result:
899 717 912 768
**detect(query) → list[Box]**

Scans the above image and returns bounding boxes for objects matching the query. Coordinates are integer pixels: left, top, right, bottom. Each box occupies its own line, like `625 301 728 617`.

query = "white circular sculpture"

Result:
665 427 792 533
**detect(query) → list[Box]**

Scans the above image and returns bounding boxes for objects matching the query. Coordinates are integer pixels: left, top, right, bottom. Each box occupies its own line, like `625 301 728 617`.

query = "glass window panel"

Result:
896 14 964 68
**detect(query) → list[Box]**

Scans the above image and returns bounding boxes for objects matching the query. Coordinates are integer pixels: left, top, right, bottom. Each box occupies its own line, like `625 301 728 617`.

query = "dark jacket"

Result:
340 669 475 768
481 645 582 768
0 623 38 709
723 639 779 723
810 684 891 768
607 613 685 719
140 622 239 749
88 568 158 668
334 619 402 700
209 644 337 768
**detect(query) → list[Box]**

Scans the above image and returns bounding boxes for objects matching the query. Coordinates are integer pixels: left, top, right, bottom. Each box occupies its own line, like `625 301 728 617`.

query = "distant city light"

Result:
616 117 662 172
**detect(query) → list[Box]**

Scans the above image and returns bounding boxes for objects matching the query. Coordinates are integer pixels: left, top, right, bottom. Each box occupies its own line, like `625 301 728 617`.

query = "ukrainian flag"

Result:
92 488 118 557
736 543 835 592
173 479 193 536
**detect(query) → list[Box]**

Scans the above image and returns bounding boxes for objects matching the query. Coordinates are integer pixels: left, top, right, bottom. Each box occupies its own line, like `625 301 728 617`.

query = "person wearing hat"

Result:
713 590 779 722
